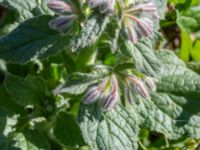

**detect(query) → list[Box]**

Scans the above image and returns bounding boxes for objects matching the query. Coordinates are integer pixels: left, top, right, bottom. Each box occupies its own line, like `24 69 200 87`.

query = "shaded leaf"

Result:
0 0 53 33
54 112 85 147
4 74 47 107
0 16 68 63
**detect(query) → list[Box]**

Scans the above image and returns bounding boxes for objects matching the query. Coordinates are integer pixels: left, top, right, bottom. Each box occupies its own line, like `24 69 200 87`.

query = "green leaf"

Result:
190 40 200 61
0 0 52 20
70 14 109 52
78 104 139 150
187 62 200 74
54 112 85 147
135 50 200 139
0 108 18 146
0 9 16 35
4 74 47 107
0 85 25 114
0 59 6 73
1 129 50 150
176 10 198 32
179 31 192 62
155 0 168 19
0 15 68 63
0 0 53 33
122 40 161 78
54 67 110 95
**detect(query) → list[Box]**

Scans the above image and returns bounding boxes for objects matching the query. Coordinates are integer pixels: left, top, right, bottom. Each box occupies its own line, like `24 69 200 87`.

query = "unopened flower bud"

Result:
82 86 101 104
88 0 105 8
123 0 158 43
136 18 153 37
127 76 149 99
144 76 158 91
101 0 115 14
82 78 108 105
102 75 119 111
47 0 75 14
139 1 157 12
127 26 138 43
49 15 76 31
87 0 115 14
124 84 135 104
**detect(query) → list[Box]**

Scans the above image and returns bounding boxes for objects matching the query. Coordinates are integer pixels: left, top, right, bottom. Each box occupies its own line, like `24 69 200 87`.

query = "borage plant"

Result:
0 0 200 150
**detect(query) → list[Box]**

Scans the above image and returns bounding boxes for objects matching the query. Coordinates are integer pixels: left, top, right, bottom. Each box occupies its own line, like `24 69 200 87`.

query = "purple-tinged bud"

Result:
127 76 149 99
88 0 105 8
127 26 138 43
82 86 101 105
82 78 108 105
144 76 158 91
47 0 75 14
48 15 76 31
88 0 115 14
139 1 157 12
123 0 159 43
125 1 156 14
124 83 135 104
101 0 115 14
136 18 153 37
124 14 153 38
102 75 119 111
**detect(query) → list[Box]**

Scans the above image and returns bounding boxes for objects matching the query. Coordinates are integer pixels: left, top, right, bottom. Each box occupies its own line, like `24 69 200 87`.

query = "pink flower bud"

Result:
82 86 102 104
139 1 157 12
82 78 108 105
48 15 76 31
123 0 158 43
101 0 115 14
136 18 153 37
144 76 158 91
127 76 149 99
127 26 138 43
88 0 105 8
124 84 135 104
102 75 119 111
88 0 115 14
47 0 75 14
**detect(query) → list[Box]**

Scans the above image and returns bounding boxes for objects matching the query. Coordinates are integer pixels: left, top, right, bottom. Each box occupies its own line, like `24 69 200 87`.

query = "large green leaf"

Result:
1 129 50 150
122 40 161 78
0 0 52 20
0 15 68 63
54 112 85 147
70 14 109 52
78 104 139 150
0 85 25 114
0 0 53 33
4 74 47 107
135 50 200 139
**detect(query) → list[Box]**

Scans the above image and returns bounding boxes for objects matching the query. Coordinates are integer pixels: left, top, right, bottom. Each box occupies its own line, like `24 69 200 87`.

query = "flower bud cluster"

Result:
82 75 119 111
87 0 116 14
47 0 77 31
123 0 159 43
125 75 157 104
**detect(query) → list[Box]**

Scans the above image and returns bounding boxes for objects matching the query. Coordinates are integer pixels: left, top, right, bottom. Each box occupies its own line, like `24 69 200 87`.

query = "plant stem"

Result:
75 46 97 71
138 139 148 150
165 136 170 147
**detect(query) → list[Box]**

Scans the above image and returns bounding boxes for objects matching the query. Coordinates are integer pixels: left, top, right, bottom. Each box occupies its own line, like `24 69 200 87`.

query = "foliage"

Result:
0 0 200 150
